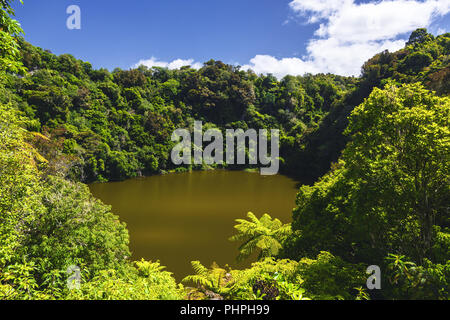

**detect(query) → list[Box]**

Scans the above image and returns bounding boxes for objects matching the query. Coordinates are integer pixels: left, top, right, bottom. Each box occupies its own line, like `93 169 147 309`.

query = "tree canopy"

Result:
0 1 448 300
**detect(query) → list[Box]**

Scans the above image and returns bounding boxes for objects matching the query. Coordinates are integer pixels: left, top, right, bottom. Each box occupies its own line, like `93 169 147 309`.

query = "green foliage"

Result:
400 51 433 74
0 106 178 300
0 103 41 267
385 254 450 300
183 258 303 300
4 28 446 185
296 252 367 300
407 28 434 46
287 83 449 299
344 82 449 263
66 261 183 300
0 0 26 74
2 40 362 183
1 14 449 301
183 253 366 300
227 258 307 300
360 29 450 95
22 175 131 276
182 261 229 299
229 212 291 262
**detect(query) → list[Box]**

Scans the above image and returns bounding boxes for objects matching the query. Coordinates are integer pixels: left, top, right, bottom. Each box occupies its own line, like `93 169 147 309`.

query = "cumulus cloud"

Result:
243 0 450 77
241 55 319 79
133 57 203 70
289 0 352 23
306 38 406 76
305 0 450 42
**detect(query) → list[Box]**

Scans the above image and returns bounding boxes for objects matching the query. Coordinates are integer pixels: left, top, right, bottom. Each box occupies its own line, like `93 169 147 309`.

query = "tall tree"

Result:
290 83 449 265
0 0 25 73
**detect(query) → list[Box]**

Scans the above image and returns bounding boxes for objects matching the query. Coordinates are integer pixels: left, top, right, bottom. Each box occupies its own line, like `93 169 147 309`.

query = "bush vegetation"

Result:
0 0 448 300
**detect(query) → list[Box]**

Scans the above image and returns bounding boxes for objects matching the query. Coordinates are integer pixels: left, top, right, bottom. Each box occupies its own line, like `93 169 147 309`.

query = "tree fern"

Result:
230 212 291 262
182 261 231 298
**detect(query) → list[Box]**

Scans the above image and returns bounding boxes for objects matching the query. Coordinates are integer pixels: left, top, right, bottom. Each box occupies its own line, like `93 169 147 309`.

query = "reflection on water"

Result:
89 170 299 280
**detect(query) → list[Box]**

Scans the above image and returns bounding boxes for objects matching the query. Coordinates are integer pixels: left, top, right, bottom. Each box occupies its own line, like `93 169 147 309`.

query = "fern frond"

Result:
182 275 212 288
190 260 209 277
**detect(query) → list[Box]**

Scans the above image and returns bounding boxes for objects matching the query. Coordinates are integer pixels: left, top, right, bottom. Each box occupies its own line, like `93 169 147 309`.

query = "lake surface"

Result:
89 170 299 280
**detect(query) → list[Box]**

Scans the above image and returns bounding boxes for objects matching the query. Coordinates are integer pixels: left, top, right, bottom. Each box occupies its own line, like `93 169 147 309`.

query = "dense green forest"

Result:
0 1 449 300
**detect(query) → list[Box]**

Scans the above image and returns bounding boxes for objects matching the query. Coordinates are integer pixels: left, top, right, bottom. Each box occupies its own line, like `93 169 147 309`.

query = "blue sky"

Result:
12 0 450 77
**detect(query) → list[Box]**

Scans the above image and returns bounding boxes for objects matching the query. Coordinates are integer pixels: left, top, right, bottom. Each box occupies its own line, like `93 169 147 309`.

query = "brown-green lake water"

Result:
89 170 299 280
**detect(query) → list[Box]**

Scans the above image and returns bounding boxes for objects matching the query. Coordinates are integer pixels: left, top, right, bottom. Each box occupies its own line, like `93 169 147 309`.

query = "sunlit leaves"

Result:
230 212 291 262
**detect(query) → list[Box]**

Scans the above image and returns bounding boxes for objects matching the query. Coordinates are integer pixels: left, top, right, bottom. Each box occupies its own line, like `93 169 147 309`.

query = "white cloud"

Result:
243 0 450 77
133 57 203 70
307 0 450 42
306 38 406 76
289 0 352 22
241 55 319 79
